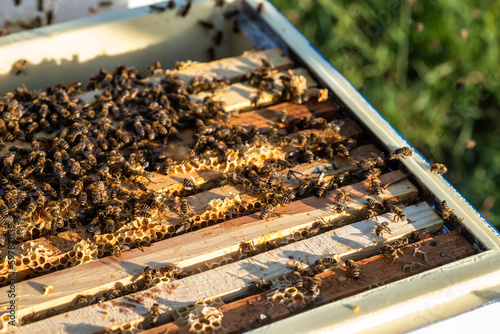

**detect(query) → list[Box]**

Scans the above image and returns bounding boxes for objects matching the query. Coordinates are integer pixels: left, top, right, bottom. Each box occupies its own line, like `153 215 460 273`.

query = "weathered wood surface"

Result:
0 99 361 285
78 48 294 104
14 200 441 333
1 170 411 323
148 231 475 333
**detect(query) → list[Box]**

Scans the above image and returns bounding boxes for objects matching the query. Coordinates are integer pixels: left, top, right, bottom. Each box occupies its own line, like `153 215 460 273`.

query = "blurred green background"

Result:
270 0 499 229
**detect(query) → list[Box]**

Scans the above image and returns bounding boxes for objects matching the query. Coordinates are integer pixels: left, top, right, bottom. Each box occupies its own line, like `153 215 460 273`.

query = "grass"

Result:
269 0 500 229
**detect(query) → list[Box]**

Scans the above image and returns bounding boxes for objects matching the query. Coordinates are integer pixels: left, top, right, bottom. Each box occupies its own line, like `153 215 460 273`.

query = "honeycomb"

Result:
171 297 225 321
186 306 224 334
269 286 311 312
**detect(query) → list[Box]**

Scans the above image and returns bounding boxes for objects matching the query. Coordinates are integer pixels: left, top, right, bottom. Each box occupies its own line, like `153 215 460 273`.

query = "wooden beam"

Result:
1 170 414 324
149 231 475 333
12 199 441 333
0 100 350 285
78 48 294 103
191 68 317 112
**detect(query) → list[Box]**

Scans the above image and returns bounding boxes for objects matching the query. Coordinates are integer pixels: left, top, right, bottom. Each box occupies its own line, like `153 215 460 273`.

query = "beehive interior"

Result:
0 1 480 333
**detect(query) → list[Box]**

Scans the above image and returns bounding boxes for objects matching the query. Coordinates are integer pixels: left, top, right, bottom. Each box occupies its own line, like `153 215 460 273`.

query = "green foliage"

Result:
270 0 500 228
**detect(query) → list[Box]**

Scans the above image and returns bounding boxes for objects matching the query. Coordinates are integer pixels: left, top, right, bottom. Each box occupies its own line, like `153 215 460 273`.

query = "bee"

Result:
42 182 57 198
379 245 402 263
259 204 275 220
357 153 385 169
22 202 37 218
307 276 321 296
391 237 409 249
336 190 351 201
149 303 160 327
430 163 447 175
387 200 406 223
223 8 239 19
257 1 264 14
370 178 383 195
183 177 197 191
178 0 191 17
12 59 28 76
213 30 223 46
78 191 88 206
143 265 155 288
106 289 122 300
136 240 151 251
111 243 131 257
298 133 308 146
265 241 277 250
291 271 304 289
302 149 314 163
103 220 116 234
315 181 330 198
367 198 384 212
331 199 348 214
159 264 183 279
389 146 413 159
206 47 216 61
277 109 288 123
251 278 272 292
440 200 455 222
179 198 191 216
345 260 360 281
374 221 392 238
336 144 350 158
149 4 167 12
314 254 340 273
267 171 280 185
75 295 90 309
198 20 214 29
239 240 256 256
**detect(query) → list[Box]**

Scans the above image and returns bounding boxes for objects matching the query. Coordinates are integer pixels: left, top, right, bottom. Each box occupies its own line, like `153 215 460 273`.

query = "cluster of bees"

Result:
2 0 55 37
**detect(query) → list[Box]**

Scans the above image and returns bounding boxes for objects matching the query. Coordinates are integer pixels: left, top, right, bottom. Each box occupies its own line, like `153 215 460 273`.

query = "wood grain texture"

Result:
14 200 441 334
0 100 348 284
148 231 475 334
2 170 410 324
191 68 317 112
78 48 294 104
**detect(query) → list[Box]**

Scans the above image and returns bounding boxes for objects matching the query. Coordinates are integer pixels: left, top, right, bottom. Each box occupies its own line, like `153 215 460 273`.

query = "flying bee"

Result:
336 144 350 158
198 19 214 29
239 240 256 256
149 303 160 327
345 260 360 281
430 163 448 175
259 204 275 220
374 221 392 238
178 0 191 16
389 146 413 159
370 178 383 195
213 30 223 46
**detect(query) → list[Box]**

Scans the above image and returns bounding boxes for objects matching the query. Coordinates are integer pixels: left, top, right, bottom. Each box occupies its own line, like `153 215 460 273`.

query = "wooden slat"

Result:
1 170 413 324
78 48 294 104
149 231 475 333
13 200 441 333
0 100 351 284
191 68 317 112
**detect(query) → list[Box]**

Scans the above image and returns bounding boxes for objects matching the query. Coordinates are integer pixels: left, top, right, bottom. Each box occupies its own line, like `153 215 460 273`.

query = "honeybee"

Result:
389 146 413 160
315 181 330 198
143 265 154 287
251 278 272 292
345 260 360 281
335 190 351 201
213 30 223 46
430 163 447 175
357 153 385 169
12 59 28 76
259 204 275 220
374 221 392 238
291 271 304 289
183 177 197 191
105 289 122 300
239 240 256 256
331 199 348 214
178 0 191 16
198 20 214 29
302 149 314 163
379 245 402 263
179 198 191 216
307 276 321 296
265 241 277 250
366 197 384 212
257 2 264 14
149 303 160 327
387 200 407 223
136 240 151 251
370 178 383 195
336 144 349 158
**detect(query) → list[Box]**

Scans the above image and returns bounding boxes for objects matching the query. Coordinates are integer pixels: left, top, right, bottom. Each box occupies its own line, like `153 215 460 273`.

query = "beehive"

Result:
0 1 499 333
